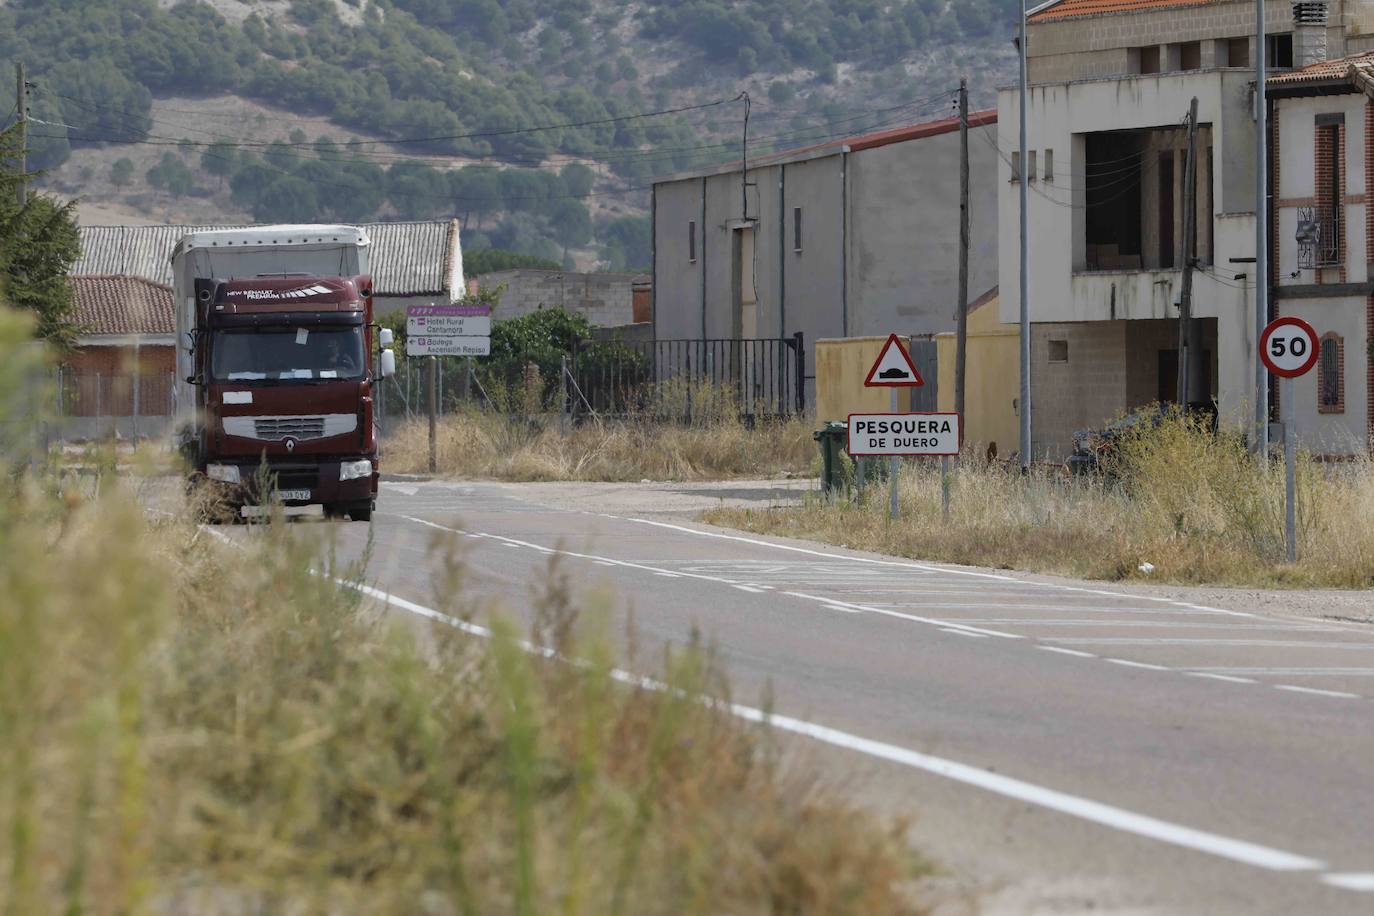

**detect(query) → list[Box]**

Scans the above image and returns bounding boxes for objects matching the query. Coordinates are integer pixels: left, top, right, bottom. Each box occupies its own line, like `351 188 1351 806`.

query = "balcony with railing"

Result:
1297 205 1342 269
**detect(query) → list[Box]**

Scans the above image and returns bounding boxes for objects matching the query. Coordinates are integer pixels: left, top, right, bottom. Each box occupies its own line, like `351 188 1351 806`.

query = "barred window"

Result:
1318 334 1344 414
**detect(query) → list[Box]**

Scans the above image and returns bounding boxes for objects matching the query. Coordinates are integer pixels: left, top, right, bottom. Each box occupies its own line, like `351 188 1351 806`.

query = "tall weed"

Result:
709 413 1374 588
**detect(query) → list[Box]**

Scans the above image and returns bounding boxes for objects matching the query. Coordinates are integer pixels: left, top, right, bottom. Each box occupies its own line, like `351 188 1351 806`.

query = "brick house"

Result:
1269 50 1374 454
62 274 177 437
1003 0 1374 458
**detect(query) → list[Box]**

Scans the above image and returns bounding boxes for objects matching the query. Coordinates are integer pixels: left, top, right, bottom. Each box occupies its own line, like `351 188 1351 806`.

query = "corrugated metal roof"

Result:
70 275 175 336
1268 50 1374 85
1029 0 1214 23
74 220 461 297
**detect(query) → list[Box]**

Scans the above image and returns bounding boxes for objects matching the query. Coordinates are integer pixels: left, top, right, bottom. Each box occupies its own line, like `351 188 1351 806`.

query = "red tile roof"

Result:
1268 50 1374 85
1029 0 1214 23
70 275 175 337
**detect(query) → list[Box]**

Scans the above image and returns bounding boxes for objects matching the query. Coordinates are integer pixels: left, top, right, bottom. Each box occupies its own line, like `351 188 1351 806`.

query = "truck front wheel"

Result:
347 501 374 523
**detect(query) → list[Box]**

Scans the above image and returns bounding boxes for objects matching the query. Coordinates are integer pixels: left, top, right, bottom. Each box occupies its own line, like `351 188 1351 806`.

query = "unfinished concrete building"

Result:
1002 0 1374 458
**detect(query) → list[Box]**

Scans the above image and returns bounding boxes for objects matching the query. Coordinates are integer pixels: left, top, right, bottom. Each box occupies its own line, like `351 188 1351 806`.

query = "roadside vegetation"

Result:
707 413 1374 589
386 408 815 482
0 305 925 913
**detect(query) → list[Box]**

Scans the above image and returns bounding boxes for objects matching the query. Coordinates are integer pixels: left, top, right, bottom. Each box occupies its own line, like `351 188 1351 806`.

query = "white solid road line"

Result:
345 573 1331 877
1050 638 1374 649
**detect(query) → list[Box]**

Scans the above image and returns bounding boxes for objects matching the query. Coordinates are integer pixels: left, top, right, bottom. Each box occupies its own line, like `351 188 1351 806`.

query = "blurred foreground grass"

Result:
707 413 1374 589
0 310 926 915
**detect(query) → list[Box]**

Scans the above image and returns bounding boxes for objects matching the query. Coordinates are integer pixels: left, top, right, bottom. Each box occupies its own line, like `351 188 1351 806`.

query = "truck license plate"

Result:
278 489 312 502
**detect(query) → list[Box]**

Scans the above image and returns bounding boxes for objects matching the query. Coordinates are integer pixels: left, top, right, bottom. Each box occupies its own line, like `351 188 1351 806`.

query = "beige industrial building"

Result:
652 110 1000 406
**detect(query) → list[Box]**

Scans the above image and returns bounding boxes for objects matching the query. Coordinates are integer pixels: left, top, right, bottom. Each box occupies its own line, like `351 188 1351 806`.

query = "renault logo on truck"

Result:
284 437 298 453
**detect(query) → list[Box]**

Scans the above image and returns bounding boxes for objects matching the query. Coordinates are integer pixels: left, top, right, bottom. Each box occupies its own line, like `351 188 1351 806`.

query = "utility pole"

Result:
427 355 437 473
15 61 28 207
1177 97 1200 409
955 78 971 425
1255 0 1270 455
1018 10 1032 470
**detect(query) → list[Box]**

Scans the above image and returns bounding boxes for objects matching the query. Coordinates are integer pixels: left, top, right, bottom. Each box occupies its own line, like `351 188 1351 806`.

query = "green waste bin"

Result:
813 420 849 495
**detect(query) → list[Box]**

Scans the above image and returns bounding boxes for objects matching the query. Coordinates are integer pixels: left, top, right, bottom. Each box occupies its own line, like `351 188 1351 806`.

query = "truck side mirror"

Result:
379 349 396 379
379 328 395 348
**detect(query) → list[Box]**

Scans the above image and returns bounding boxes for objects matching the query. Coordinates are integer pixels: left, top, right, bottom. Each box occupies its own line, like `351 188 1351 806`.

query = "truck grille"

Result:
255 416 326 439
221 414 358 442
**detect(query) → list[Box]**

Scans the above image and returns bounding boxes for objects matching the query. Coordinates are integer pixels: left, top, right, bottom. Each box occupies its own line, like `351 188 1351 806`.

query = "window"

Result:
1179 41 1202 71
1043 148 1054 181
1139 46 1161 74
1227 37 1250 68
1314 118 1342 267
1011 151 1021 183
793 207 803 252
1318 334 1344 413
1048 339 1069 363
1267 33 1294 68
688 220 697 263
1028 150 1038 183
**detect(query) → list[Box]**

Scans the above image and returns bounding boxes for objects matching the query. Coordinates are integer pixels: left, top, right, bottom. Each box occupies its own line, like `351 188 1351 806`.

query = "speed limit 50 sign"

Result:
1260 316 1321 379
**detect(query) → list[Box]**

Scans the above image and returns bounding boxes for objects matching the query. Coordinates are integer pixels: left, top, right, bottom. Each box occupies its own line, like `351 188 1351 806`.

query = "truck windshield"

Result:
211 327 365 382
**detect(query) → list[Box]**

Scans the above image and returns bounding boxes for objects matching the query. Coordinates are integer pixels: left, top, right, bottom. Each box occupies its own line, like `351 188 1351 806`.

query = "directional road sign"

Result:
847 412 961 456
1260 316 1320 379
864 334 925 387
407 314 491 337
408 336 491 357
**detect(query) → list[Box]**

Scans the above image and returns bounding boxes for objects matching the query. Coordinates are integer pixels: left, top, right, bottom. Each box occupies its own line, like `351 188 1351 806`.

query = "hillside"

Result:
1 0 1018 270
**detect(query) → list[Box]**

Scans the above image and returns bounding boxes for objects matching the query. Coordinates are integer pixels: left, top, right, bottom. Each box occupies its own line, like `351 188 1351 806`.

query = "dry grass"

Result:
706 413 1374 589
386 409 816 482
0 481 931 914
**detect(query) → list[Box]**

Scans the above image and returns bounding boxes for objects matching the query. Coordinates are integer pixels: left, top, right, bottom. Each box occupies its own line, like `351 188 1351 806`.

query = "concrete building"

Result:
652 111 1000 405
74 220 465 317
1269 49 1374 454
1002 0 1374 458
467 268 650 328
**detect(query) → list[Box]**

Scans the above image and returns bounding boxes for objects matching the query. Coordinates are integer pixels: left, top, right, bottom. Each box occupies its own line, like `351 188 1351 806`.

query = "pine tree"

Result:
0 125 82 348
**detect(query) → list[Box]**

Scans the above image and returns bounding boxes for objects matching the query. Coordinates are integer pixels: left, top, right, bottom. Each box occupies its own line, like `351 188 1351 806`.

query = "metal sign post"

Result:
1259 316 1320 564
862 335 926 521
889 388 899 520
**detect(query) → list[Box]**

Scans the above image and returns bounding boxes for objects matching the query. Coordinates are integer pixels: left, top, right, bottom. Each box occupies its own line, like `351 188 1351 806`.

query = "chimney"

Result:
1293 1 1330 68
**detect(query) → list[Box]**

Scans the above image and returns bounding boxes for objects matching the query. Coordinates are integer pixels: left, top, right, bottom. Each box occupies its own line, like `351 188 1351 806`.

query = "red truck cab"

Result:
190 274 388 521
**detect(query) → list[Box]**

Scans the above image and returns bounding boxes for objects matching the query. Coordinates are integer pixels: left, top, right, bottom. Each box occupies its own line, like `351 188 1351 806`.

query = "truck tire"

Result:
347 501 374 523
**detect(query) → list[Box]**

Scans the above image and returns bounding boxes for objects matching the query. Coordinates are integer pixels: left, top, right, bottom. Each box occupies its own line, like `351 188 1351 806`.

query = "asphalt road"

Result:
217 480 1374 914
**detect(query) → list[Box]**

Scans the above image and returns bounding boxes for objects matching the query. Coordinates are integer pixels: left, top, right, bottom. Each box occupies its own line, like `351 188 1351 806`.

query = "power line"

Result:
45 86 957 172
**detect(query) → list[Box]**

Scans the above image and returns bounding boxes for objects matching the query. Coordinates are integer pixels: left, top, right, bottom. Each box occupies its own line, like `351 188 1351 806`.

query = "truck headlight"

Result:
206 463 240 484
339 459 373 481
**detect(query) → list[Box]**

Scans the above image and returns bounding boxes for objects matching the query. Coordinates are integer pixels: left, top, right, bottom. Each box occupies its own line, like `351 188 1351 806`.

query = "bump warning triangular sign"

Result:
864 334 925 387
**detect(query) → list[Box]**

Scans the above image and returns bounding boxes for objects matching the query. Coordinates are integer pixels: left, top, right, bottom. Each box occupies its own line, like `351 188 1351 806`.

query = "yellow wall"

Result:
936 297 1020 457
815 336 921 422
